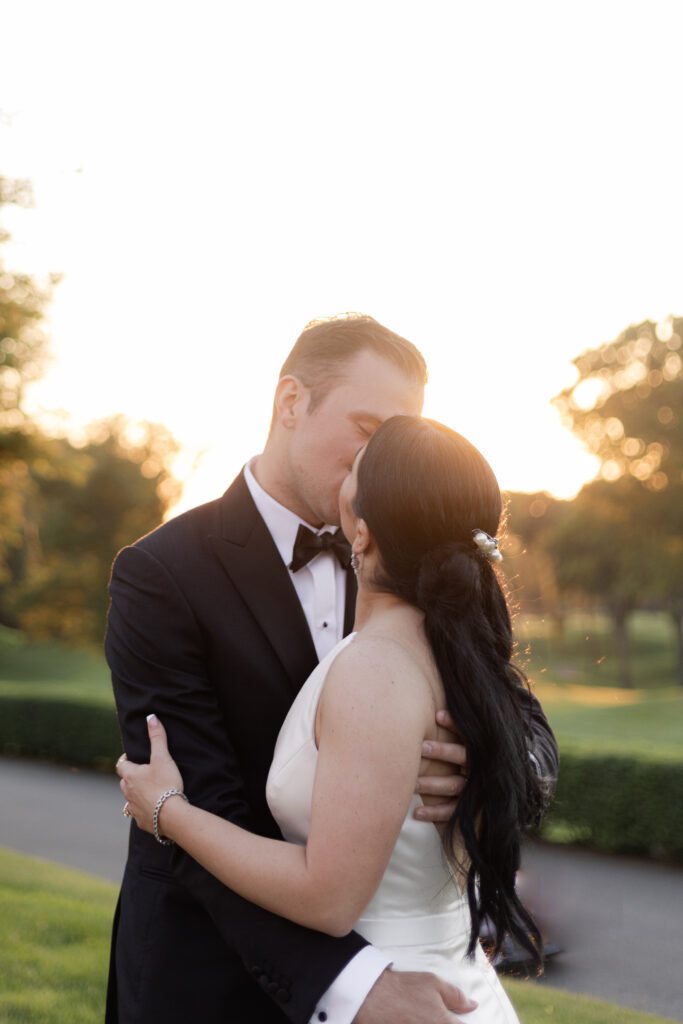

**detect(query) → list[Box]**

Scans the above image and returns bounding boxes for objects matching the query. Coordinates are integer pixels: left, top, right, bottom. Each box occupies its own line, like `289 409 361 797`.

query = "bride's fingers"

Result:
116 758 141 784
146 713 172 761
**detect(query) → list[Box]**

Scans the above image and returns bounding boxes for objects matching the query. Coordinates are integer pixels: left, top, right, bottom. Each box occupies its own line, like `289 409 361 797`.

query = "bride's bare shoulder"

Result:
324 624 434 707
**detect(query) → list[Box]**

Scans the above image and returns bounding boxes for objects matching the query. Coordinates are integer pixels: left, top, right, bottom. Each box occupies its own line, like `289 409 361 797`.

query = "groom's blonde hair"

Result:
278 313 428 414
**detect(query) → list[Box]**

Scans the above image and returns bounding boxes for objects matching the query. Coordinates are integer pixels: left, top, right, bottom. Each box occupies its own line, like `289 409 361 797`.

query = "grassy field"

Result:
515 611 681 691
531 683 683 760
0 846 677 1024
503 978 678 1024
0 627 112 708
0 847 115 1024
3 614 682 763
512 612 683 761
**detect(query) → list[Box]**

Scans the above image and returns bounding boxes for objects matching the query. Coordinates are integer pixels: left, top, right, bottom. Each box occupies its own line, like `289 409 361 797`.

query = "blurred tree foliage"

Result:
553 315 682 490
501 490 567 626
502 316 683 685
544 478 656 687
0 176 58 420
548 316 683 683
0 176 58 581
4 419 180 643
0 175 181 645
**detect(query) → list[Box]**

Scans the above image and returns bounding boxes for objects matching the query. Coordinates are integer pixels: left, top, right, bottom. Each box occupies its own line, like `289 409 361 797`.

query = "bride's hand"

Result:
117 715 184 835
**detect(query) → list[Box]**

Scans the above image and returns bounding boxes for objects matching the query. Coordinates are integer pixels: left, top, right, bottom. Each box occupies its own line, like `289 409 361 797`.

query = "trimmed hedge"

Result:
1 694 682 862
539 746 683 862
0 696 121 772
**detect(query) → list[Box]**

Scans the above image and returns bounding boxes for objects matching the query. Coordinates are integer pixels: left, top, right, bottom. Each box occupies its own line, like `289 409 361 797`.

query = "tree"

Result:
501 490 567 628
553 315 682 491
0 173 182 645
0 176 59 422
545 477 657 687
0 175 60 589
552 316 683 683
643 487 683 685
6 418 181 644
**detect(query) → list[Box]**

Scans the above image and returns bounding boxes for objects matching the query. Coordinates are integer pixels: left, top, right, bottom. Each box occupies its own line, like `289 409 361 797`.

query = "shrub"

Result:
0 695 121 771
2 692 682 862
540 746 683 861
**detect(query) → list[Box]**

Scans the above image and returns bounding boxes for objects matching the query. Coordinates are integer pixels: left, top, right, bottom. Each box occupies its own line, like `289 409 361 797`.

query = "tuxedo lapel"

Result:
208 472 319 694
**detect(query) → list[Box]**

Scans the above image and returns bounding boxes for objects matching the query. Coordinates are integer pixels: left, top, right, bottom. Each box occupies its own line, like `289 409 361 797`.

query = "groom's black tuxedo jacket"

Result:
105 470 559 1024
105 471 365 1024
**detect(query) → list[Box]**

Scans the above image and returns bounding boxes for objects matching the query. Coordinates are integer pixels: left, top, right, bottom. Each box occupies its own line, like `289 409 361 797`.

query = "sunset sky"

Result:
2 1 681 514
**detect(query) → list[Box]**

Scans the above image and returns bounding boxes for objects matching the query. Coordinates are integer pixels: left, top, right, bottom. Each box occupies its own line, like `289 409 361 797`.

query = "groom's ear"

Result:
273 375 308 429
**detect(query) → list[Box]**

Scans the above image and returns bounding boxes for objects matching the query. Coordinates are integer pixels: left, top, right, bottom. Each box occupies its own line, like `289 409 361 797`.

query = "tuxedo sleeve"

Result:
106 543 368 1024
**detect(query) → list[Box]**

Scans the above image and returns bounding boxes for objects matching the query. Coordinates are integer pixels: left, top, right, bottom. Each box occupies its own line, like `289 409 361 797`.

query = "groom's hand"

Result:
414 709 469 823
353 968 477 1023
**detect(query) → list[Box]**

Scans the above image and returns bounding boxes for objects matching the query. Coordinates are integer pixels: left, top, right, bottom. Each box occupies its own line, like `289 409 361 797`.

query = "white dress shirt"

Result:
244 459 347 661
244 460 391 1023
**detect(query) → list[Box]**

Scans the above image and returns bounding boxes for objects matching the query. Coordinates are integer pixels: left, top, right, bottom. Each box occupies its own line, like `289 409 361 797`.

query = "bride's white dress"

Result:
266 635 520 1023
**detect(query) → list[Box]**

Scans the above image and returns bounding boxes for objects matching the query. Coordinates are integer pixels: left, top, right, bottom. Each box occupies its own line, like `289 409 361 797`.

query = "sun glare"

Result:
3 3 682 519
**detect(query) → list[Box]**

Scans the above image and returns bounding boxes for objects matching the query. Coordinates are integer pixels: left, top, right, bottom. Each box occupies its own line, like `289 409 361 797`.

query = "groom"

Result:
106 314 558 1024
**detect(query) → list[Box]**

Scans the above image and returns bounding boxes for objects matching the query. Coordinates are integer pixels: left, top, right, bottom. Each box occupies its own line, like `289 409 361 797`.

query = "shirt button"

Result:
322 621 328 628
318 1013 328 1022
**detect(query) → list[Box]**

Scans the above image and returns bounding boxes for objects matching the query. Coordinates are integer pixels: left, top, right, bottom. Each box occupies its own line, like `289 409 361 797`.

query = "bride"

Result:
118 415 546 1023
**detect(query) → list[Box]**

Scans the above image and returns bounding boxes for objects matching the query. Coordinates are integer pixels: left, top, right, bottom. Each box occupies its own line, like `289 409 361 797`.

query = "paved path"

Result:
519 842 683 1021
2 755 682 1022
0 755 128 883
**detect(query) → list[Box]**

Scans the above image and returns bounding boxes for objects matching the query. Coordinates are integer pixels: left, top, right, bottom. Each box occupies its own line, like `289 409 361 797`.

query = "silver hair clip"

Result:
472 530 503 563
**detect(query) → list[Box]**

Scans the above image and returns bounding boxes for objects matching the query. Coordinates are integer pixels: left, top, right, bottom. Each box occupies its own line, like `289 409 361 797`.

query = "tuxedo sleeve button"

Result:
276 988 291 1003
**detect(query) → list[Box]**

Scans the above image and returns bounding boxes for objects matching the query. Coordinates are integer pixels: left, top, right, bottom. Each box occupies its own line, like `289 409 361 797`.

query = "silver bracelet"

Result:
153 788 188 846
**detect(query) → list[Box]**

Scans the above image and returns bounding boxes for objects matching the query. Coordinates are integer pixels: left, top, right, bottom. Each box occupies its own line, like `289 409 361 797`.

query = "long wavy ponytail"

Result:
354 416 545 964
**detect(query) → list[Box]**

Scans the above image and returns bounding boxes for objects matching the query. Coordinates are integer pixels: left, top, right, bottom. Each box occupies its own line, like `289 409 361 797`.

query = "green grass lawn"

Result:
516 611 681 691
2 615 682 763
531 682 683 760
5 606 683 720
0 847 116 1024
502 977 679 1024
0 847 676 1024
0 626 112 708
512 612 683 761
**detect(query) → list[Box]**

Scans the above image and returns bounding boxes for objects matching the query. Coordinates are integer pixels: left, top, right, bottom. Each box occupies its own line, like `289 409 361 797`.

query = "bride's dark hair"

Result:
354 415 545 965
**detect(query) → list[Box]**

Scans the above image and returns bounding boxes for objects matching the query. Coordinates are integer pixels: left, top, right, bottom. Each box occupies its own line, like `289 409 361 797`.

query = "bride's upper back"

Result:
319 605 457 786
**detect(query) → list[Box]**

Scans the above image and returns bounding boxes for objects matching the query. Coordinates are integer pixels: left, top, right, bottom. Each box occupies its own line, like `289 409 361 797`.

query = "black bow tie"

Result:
289 525 351 573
